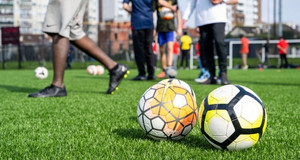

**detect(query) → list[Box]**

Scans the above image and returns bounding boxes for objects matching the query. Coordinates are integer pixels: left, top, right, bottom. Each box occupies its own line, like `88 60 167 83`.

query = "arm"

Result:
158 0 177 12
182 0 196 28
226 0 238 5
211 0 238 5
123 3 131 14
176 9 182 36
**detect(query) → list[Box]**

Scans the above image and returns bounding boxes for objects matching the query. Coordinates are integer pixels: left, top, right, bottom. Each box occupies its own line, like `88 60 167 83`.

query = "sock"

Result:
109 64 119 72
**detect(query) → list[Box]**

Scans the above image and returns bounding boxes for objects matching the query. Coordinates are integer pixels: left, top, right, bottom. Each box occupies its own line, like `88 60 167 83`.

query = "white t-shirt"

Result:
183 0 230 27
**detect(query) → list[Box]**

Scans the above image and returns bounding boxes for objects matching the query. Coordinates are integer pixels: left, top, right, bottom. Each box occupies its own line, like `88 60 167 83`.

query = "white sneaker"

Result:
194 71 210 83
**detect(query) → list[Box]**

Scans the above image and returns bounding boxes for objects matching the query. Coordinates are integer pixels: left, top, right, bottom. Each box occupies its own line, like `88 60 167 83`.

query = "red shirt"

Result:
277 39 289 54
173 41 179 55
240 37 249 54
152 42 157 55
196 43 200 56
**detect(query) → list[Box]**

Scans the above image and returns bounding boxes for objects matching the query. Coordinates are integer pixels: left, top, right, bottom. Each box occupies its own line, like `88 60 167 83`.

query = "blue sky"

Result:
178 0 300 27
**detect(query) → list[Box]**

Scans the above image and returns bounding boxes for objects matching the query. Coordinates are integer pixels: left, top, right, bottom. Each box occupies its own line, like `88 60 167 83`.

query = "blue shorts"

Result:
158 31 174 46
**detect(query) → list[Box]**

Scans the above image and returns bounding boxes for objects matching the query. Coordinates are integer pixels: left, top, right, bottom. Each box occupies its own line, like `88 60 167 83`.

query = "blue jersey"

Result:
123 0 154 30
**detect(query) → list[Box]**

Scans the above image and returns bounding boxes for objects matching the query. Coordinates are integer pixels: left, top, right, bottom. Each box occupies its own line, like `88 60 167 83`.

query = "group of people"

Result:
29 0 290 98
239 35 289 70
28 0 238 98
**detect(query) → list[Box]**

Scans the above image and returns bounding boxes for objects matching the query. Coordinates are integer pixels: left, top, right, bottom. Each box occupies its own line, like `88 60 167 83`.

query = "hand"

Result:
171 5 177 12
211 0 223 5
153 30 156 37
196 27 199 33
177 28 182 37
182 19 187 29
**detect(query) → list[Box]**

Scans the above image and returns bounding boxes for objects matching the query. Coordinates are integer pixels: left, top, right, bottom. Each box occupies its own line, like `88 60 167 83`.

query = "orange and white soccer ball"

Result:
159 7 174 20
34 66 48 79
87 65 105 75
137 79 197 140
199 85 267 150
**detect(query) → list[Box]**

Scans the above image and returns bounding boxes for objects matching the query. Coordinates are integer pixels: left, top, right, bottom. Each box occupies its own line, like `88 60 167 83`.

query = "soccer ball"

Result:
159 7 174 20
34 67 48 79
95 65 105 75
198 85 267 150
86 65 98 75
158 79 196 100
137 80 197 140
165 66 177 78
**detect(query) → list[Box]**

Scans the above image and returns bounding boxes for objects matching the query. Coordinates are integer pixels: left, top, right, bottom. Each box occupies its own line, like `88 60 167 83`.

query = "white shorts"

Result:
42 0 88 40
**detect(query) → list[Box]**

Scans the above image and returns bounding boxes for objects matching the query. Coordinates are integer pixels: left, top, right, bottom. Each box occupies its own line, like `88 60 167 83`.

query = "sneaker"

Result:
106 64 129 94
28 84 67 98
131 75 146 81
199 76 217 85
220 72 230 85
165 66 177 78
147 75 156 80
157 71 165 78
194 71 210 83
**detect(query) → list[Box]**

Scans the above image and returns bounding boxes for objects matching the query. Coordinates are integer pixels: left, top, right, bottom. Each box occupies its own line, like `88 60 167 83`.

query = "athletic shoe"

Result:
165 66 177 78
220 72 230 85
147 75 156 80
28 84 67 98
106 64 129 94
157 71 165 78
194 70 210 83
131 75 146 81
198 76 217 85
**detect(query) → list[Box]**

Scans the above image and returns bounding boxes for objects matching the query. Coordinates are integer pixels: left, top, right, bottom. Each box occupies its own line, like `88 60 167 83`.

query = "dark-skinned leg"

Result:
71 36 116 70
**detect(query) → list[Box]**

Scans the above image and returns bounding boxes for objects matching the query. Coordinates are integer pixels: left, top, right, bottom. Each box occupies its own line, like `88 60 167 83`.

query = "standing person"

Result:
277 37 289 68
123 0 177 80
180 31 192 69
182 0 238 85
172 38 180 69
28 0 129 98
263 40 270 68
240 34 249 70
153 0 182 78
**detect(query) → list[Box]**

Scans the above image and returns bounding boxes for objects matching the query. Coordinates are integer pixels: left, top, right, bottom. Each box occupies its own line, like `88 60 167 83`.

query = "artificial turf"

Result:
0 68 299 159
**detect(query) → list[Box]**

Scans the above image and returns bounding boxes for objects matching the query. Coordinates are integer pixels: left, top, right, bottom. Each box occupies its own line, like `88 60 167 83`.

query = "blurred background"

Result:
0 0 300 69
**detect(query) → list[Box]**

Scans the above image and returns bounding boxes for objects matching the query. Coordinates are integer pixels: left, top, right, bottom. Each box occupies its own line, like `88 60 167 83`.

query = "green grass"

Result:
0 68 299 159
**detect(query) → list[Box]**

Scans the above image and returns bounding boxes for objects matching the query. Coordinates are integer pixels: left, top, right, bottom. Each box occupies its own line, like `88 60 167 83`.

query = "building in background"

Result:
0 0 14 28
101 0 130 23
226 0 261 33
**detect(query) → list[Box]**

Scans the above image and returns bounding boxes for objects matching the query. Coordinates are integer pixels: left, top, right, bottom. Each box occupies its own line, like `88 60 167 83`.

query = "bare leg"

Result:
167 41 174 66
159 45 167 69
241 54 247 68
71 36 116 70
51 34 70 87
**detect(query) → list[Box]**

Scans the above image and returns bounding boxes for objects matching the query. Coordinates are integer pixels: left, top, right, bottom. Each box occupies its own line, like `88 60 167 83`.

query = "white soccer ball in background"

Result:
96 65 105 75
86 65 98 75
34 66 48 79
87 65 105 75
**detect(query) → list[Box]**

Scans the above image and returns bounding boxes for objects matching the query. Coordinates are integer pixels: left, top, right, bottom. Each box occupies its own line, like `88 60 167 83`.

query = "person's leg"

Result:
241 54 247 68
200 25 214 76
212 23 229 85
72 35 129 93
131 29 146 77
279 54 284 68
167 41 174 67
71 36 116 70
283 54 288 68
185 50 190 69
51 34 70 87
180 50 186 68
144 29 155 79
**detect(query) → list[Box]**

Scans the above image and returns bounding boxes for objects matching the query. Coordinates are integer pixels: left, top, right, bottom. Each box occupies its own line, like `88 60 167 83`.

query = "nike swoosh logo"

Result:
46 24 55 27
